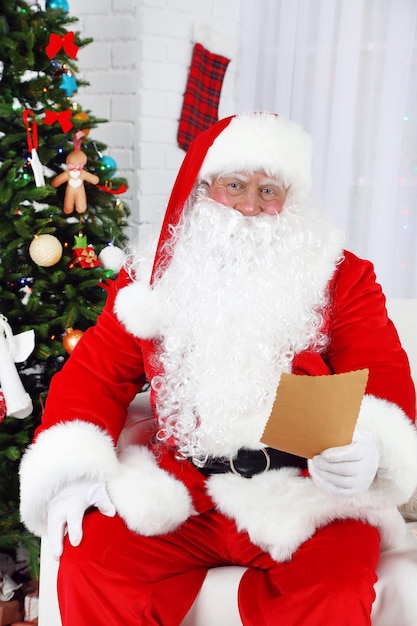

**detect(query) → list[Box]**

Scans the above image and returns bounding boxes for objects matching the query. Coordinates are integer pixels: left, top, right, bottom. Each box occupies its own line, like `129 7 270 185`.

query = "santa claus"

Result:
20 113 417 625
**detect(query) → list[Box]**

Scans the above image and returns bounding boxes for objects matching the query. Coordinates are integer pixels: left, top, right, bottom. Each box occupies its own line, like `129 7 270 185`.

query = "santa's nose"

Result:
234 190 262 216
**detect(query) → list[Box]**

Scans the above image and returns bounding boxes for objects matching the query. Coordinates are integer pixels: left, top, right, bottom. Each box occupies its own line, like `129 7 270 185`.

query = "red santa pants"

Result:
58 508 380 626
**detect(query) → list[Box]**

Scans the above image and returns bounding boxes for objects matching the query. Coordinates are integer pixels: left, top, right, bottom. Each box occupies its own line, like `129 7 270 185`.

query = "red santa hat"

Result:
115 112 313 339
152 112 312 281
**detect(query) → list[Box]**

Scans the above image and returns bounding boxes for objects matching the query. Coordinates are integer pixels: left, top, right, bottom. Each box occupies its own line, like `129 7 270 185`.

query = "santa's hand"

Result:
47 482 116 559
310 432 379 497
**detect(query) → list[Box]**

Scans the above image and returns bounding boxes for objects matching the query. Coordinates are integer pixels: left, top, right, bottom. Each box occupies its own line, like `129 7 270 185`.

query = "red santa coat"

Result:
20 247 417 561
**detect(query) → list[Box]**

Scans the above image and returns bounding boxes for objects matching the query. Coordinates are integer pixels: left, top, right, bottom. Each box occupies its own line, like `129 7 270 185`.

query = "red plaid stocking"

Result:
177 42 230 151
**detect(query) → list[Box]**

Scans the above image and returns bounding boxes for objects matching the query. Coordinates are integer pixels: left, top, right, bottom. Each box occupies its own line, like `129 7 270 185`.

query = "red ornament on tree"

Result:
70 232 100 269
45 31 79 60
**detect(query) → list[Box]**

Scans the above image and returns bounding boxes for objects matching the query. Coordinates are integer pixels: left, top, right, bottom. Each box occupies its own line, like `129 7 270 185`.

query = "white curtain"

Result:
236 0 417 297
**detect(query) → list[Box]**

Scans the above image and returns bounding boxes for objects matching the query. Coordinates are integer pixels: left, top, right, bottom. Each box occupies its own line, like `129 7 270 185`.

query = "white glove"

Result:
47 481 116 559
310 432 379 497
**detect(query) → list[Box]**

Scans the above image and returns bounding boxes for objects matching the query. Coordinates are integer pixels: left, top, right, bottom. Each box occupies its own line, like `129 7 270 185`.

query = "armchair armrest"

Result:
117 390 155 450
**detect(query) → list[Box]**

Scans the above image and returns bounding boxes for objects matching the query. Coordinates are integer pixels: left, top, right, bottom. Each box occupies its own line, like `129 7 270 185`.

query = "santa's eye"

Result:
228 181 243 191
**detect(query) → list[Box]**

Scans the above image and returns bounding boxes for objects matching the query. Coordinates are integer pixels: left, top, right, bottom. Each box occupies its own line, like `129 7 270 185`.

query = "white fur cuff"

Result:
19 420 119 536
107 445 194 536
354 394 417 506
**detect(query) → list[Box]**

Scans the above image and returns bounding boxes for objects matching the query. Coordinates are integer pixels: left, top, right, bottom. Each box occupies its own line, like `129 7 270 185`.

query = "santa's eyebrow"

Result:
257 178 285 188
218 173 250 182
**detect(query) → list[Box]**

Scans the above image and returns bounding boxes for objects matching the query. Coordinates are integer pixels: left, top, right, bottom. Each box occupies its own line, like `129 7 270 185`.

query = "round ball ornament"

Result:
98 155 117 178
63 327 84 355
98 244 126 273
29 234 63 267
46 0 69 11
73 111 90 137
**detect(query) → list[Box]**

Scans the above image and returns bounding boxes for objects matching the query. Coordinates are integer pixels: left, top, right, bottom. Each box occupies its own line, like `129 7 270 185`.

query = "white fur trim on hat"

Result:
114 281 161 339
199 112 313 205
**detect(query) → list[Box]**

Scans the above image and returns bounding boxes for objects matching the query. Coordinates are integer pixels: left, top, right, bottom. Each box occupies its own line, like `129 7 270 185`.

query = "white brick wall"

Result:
68 0 242 243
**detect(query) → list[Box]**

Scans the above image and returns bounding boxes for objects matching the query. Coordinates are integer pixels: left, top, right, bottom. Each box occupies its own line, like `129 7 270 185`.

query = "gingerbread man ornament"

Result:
51 132 99 215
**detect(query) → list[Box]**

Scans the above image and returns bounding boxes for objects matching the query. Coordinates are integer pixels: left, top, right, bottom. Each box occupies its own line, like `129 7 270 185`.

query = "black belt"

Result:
192 447 307 479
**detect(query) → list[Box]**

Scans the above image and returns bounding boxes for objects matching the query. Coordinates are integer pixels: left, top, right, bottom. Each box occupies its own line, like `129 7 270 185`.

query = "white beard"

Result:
151 195 344 461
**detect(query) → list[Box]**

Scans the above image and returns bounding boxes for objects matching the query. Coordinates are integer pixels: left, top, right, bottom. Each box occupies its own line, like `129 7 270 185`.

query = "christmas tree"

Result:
0 0 130 577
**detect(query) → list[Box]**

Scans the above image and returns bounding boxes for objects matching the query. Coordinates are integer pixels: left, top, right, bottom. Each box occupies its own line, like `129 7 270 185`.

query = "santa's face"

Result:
207 171 288 216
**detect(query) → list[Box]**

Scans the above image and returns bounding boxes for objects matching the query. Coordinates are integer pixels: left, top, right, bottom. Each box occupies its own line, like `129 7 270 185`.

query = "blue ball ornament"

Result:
46 0 69 12
98 155 117 178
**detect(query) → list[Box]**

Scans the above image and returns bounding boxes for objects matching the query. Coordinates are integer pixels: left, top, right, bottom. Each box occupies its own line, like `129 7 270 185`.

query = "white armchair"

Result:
37 298 417 625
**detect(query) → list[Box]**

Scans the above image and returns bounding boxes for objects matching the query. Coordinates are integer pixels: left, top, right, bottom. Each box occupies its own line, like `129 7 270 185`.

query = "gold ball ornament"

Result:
63 327 84 355
73 111 90 136
29 234 63 267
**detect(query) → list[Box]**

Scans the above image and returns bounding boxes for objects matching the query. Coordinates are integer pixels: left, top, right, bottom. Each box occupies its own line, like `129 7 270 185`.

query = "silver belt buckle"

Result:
229 448 271 477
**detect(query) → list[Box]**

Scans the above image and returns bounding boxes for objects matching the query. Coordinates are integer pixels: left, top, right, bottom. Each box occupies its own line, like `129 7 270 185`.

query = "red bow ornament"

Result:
43 109 73 133
45 31 79 60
